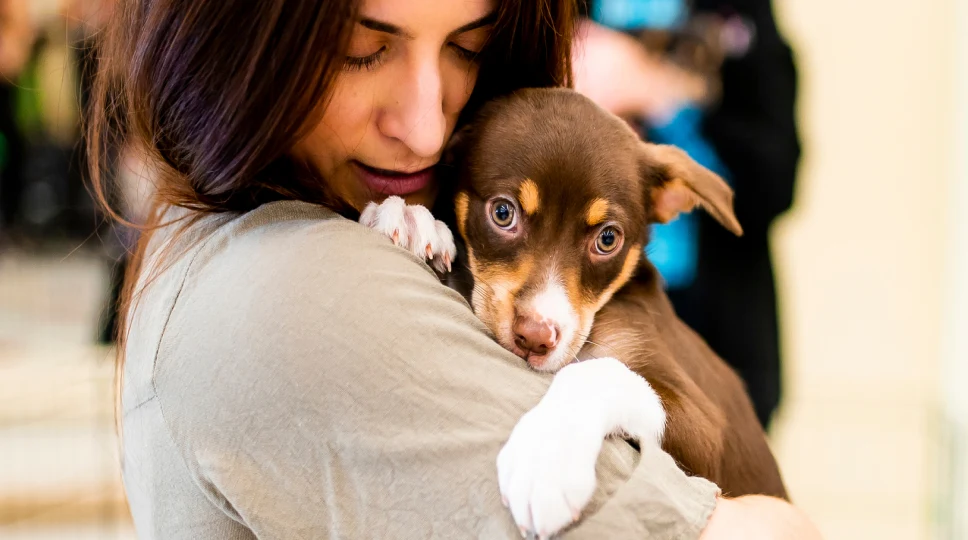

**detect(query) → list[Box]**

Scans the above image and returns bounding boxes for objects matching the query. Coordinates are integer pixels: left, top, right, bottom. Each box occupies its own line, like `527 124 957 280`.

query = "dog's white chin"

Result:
527 345 575 372
526 354 566 373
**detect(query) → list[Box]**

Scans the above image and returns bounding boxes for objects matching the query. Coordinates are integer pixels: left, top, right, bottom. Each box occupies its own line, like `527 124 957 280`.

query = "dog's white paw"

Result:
360 196 457 273
497 358 667 539
497 402 602 539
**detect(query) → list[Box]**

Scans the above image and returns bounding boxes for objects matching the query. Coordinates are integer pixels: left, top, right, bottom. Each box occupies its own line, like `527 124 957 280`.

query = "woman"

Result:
89 0 820 538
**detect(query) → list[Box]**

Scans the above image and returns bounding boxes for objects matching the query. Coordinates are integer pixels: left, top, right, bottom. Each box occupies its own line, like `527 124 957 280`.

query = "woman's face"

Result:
295 0 495 210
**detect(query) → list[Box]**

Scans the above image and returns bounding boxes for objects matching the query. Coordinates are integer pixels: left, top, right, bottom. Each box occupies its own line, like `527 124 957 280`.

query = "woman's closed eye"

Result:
345 47 387 71
344 27 389 71
342 11 492 72
449 25 490 63
450 42 480 63
345 42 481 72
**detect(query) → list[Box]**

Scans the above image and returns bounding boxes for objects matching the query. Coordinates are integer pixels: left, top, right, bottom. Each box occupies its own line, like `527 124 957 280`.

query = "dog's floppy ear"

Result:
639 142 743 236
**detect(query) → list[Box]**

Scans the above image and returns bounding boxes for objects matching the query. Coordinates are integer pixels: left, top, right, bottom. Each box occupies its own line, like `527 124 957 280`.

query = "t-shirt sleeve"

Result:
151 214 719 539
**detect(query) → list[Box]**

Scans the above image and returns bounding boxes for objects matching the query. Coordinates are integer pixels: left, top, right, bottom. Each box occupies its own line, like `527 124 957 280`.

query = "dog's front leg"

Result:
497 357 666 539
359 195 457 273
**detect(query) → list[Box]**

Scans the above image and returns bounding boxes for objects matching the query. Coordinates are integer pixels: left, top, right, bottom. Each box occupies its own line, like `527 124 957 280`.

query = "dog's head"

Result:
448 88 742 372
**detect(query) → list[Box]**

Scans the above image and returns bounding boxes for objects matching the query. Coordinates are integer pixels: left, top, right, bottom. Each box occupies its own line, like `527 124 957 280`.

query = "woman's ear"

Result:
640 142 743 236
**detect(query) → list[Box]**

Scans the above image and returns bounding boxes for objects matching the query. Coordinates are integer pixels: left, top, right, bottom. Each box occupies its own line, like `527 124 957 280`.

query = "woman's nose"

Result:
378 57 447 159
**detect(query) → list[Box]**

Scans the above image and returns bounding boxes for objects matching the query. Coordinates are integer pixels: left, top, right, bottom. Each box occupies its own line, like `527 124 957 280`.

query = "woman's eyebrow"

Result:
452 11 497 34
359 18 413 38
358 11 497 40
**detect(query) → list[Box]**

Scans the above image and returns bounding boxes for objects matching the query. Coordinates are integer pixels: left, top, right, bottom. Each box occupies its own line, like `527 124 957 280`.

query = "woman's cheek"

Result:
320 77 379 141
441 61 478 115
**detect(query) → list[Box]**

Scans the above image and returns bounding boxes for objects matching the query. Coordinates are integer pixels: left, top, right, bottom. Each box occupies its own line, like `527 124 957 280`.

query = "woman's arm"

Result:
147 204 719 539
701 496 823 539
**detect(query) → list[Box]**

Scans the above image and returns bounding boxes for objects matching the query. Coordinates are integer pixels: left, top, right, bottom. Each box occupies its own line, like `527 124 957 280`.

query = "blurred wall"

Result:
768 0 955 538
940 0 968 536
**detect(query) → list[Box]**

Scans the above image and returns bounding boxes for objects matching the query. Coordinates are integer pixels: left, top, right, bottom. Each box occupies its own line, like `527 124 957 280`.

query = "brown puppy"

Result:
443 87 787 501
359 87 787 536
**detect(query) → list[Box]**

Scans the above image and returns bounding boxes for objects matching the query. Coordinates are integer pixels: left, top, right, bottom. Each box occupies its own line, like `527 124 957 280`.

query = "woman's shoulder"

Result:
136 200 439 329
212 199 455 310
183 200 442 298
126 199 464 407
199 200 430 275
161 200 457 332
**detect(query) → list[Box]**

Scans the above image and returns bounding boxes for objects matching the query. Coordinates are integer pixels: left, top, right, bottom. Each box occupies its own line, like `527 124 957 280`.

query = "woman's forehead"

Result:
355 0 495 38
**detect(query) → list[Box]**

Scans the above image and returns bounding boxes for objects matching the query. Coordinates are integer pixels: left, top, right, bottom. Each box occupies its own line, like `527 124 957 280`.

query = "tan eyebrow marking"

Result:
586 198 609 226
518 179 540 215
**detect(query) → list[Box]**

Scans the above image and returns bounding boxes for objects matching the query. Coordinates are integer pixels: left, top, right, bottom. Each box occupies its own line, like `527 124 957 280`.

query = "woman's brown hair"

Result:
88 0 577 383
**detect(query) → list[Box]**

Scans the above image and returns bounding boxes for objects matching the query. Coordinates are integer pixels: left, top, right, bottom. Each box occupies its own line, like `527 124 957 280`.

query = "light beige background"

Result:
770 0 964 538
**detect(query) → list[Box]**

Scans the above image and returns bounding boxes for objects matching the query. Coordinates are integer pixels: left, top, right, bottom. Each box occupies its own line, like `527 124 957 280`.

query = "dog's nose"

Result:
512 315 559 355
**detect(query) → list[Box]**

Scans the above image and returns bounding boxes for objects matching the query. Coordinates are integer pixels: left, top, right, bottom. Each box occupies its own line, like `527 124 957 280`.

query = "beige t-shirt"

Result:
121 200 719 539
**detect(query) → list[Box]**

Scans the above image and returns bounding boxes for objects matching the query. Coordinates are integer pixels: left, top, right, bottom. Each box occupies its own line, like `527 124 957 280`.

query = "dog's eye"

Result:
595 226 621 254
491 199 516 229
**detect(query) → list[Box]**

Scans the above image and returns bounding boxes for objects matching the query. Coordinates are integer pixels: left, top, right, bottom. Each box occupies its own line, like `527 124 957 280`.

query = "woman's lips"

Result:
353 160 434 197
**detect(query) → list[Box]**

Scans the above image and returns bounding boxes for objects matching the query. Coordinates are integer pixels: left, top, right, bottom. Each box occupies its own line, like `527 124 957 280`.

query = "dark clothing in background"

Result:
0 83 25 232
676 0 800 429
581 0 801 429
691 0 800 234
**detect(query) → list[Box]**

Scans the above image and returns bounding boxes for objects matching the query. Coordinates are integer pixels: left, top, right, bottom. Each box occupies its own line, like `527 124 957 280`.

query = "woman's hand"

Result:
571 19 708 123
701 495 825 539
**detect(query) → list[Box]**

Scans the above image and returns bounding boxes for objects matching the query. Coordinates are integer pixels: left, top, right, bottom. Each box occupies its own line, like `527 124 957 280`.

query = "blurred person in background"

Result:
0 0 36 242
59 0 131 343
65 0 115 238
0 0 111 244
573 0 800 429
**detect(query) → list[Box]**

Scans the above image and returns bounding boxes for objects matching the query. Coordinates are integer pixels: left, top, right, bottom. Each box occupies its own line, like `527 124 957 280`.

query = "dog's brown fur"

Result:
446 87 787 499
583 267 787 498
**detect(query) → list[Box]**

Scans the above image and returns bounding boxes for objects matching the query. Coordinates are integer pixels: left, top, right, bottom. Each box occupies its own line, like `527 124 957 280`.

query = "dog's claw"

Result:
444 253 452 272
391 229 400 245
426 244 434 259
